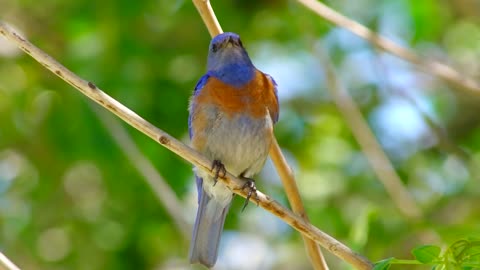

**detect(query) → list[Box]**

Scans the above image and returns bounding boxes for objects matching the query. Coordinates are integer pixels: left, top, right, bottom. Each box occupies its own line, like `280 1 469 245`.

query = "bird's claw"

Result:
240 177 259 212
211 160 226 186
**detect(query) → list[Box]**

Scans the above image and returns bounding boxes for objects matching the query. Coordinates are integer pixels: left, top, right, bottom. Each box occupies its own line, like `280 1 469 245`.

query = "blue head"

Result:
207 32 255 88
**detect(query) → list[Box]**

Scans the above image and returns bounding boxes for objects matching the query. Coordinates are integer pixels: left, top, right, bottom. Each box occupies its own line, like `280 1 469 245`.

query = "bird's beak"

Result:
225 36 235 47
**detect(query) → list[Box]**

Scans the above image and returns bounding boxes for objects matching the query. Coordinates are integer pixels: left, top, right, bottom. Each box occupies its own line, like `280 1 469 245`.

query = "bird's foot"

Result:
211 159 226 186
240 176 259 211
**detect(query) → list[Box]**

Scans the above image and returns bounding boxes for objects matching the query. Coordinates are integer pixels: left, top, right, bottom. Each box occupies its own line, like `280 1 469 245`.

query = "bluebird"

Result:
188 32 279 268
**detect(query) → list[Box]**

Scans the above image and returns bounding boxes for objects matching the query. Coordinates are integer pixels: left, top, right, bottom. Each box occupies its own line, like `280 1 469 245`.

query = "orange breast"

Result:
196 70 279 120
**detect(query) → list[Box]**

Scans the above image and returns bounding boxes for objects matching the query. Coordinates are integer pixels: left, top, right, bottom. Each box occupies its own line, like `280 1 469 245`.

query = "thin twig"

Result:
297 0 480 94
92 106 191 238
315 46 423 220
270 139 329 269
191 1 329 269
0 252 20 270
192 0 222 37
0 22 373 270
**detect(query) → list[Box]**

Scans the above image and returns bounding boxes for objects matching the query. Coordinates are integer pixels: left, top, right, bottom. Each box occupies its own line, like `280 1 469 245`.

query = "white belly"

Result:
203 113 272 177
194 111 273 207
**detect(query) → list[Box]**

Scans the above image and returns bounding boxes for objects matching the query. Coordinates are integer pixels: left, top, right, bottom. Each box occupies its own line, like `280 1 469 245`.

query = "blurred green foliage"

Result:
374 239 480 269
1 0 480 269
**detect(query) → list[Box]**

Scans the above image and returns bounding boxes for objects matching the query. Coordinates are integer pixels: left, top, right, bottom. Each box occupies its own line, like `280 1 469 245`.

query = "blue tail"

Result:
189 180 231 268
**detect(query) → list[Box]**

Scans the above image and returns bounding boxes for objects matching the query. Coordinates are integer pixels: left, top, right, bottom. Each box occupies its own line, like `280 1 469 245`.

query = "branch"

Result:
315 46 423 220
0 252 20 270
0 22 373 270
270 139 329 269
192 0 222 37
92 106 191 238
191 1 329 269
297 0 480 94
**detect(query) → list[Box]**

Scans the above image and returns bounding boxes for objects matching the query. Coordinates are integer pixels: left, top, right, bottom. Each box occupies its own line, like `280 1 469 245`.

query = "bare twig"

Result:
0 252 20 270
270 139 329 269
191 1 329 269
298 0 480 94
316 46 423 220
192 0 222 37
0 22 373 270
92 106 191 238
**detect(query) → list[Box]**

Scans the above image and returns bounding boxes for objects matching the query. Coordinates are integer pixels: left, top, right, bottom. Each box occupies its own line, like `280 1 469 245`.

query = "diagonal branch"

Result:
92 106 191 238
191 1 329 269
0 22 373 270
192 0 222 37
298 0 480 94
0 252 20 270
315 46 423 220
270 139 329 269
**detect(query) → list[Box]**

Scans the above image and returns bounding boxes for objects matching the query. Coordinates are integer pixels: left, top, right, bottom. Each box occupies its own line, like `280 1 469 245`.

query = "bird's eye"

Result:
212 43 219 52
238 39 243 47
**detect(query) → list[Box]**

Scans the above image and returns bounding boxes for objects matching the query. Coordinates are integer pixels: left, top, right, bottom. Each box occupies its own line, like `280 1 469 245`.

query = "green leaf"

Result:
373 257 394 270
412 245 442 263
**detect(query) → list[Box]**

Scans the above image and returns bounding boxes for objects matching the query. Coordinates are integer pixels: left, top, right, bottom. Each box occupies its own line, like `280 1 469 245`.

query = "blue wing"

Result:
189 74 211 139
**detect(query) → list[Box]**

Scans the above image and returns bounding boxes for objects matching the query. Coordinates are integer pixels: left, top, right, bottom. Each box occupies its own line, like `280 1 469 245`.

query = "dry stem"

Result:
270 139 329 269
0 252 20 270
93 106 191 238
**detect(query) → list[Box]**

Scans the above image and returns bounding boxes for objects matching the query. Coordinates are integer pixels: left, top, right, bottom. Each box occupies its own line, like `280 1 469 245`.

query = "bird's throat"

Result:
211 63 255 88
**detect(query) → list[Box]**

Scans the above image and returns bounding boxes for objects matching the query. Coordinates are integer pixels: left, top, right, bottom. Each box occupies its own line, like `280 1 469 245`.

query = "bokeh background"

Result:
1 0 480 269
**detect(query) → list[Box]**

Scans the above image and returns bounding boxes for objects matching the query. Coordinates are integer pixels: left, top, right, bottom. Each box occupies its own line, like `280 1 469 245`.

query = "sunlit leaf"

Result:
412 245 442 264
373 257 394 270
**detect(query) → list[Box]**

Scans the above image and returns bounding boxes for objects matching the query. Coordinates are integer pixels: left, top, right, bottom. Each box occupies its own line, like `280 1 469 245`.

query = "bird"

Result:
188 32 279 268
